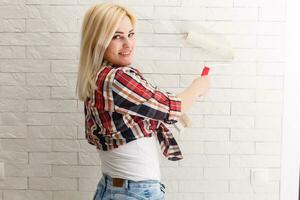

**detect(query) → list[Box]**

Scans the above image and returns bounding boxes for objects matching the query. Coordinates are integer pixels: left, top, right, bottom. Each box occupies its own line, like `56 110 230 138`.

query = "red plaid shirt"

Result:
84 64 183 161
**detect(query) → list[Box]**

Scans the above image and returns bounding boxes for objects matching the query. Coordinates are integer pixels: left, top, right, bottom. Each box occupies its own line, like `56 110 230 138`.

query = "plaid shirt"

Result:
84 64 183 161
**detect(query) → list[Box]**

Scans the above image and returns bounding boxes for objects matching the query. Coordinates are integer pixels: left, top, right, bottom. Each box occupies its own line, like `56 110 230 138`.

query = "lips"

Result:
119 50 131 56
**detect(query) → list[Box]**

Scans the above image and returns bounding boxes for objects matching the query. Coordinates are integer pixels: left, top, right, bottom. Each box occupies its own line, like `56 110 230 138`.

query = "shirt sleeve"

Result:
110 67 182 124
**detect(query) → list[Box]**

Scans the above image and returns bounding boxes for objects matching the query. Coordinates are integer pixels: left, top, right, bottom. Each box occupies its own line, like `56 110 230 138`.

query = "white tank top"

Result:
98 136 161 181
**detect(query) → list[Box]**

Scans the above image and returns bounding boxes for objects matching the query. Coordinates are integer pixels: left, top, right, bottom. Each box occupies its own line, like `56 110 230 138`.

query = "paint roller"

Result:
184 31 235 60
173 30 235 133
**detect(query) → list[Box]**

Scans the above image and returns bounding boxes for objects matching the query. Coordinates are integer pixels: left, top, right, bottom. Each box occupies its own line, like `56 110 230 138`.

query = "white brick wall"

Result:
0 0 285 200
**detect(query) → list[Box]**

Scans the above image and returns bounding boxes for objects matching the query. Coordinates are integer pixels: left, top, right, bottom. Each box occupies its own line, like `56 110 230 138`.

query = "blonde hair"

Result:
76 2 137 101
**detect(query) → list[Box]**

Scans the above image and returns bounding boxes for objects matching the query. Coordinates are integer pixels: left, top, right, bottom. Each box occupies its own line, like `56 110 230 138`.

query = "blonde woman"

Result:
76 3 210 200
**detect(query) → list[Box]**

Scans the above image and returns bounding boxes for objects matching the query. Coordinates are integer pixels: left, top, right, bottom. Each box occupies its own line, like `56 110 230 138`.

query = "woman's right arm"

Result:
176 75 211 113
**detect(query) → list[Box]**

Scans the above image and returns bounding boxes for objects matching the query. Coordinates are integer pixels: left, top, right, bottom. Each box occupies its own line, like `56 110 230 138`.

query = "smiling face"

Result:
103 15 136 67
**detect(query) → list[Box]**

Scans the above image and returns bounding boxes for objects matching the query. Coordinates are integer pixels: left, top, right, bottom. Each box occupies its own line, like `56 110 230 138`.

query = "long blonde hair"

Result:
76 3 136 101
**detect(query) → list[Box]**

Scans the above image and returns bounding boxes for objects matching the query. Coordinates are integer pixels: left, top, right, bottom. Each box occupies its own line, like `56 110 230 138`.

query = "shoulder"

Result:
113 66 144 79
96 65 145 85
95 66 133 80
115 66 140 74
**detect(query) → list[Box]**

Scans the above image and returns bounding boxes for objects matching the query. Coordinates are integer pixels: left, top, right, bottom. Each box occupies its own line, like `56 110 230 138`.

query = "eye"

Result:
128 32 135 37
113 35 121 39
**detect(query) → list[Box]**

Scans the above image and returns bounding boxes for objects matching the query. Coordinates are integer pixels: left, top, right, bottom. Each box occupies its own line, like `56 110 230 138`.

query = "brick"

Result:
155 7 205 20
0 59 50 72
0 46 25 58
204 141 255 154
52 139 81 152
255 116 282 129
257 22 285 35
205 8 258 21
259 5 286 21
230 180 279 193
26 46 78 59
231 128 281 141
257 35 285 49
231 102 282 116
27 100 77 112
145 74 179 87
205 193 253 200
26 0 77 4
179 180 228 192
78 152 101 166
0 86 50 99
29 152 77 165
0 73 25 85
51 60 78 72
53 191 93 200
0 99 26 112
78 178 99 191
228 35 256 48
0 33 50 45
205 88 255 102
135 47 180 60
53 165 101 178
179 141 204 154
205 62 256 75
161 167 204 180
3 190 52 200
204 168 250 180
29 177 77 190
167 193 204 200
0 125 27 138
255 142 281 155
180 128 229 141
0 139 51 152
0 19 25 32
187 102 230 115
130 6 154 20
251 168 281 182
256 89 283 102
4 164 51 177
234 0 259 7
182 0 233 7
0 5 26 18
256 62 284 76
28 126 77 139
0 177 27 189
51 86 77 99
51 113 84 126
181 74 231 88
179 155 229 167
230 155 280 167
205 116 254 128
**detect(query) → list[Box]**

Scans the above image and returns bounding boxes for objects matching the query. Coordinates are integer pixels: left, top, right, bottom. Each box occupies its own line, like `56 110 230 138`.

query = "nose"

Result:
122 37 131 48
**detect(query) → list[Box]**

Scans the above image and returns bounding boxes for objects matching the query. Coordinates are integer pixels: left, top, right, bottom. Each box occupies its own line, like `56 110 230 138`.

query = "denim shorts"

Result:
93 173 166 200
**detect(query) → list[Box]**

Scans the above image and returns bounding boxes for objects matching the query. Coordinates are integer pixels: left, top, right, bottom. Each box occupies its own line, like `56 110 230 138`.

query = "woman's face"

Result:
103 16 136 67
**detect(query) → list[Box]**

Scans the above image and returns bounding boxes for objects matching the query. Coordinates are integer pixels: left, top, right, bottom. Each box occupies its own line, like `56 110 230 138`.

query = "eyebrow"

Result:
114 29 134 34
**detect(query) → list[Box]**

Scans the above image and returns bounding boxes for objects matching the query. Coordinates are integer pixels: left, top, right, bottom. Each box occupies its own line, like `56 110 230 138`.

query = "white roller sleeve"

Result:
185 31 235 60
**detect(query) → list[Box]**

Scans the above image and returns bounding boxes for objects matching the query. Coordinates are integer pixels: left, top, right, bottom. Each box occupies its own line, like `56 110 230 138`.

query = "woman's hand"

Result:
192 75 211 96
176 74 211 113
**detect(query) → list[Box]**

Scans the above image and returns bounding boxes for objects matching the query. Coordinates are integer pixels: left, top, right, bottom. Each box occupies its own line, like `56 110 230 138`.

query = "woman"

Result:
76 3 210 200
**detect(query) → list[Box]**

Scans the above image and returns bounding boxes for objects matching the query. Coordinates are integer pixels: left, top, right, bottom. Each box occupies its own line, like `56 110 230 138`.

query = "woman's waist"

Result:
98 137 161 181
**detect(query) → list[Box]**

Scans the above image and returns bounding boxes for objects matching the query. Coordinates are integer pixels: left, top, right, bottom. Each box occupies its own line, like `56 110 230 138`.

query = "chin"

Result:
118 60 132 66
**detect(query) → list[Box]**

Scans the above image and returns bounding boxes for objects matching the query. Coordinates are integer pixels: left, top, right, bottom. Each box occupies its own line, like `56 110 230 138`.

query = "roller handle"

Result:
201 66 210 76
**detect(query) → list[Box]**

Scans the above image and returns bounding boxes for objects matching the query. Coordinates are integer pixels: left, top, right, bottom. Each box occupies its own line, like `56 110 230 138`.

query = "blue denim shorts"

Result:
93 173 166 200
